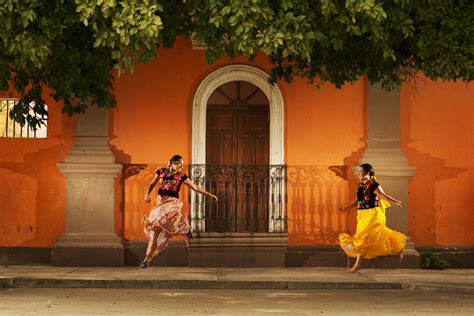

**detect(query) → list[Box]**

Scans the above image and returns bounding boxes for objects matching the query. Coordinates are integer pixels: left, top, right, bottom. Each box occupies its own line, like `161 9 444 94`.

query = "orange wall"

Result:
2 37 471 248
110 38 366 245
0 89 75 247
282 77 366 245
401 77 474 246
111 38 366 168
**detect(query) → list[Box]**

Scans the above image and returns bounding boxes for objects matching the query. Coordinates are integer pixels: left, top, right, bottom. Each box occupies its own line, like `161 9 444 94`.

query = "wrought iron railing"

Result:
121 163 351 244
188 164 287 233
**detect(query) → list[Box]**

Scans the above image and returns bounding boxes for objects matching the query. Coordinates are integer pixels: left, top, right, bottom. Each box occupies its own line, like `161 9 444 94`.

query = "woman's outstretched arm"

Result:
144 174 160 203
338 198 357 212
375 186 406 207
183 179 218 202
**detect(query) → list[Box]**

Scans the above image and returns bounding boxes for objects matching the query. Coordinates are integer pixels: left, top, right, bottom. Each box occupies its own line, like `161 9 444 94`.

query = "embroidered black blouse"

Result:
156 168 189 198
357 179 380 209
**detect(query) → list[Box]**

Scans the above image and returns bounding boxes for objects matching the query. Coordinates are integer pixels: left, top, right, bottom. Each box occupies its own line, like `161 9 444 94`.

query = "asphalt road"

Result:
0 288 473 315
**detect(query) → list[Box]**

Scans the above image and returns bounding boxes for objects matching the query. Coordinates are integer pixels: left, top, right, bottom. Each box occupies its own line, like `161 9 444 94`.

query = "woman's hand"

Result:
208 193 218 202
145 175 159 203
395 200 406 207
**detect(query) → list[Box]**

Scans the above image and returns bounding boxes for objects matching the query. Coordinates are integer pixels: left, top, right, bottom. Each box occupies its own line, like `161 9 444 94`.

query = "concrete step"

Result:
0 266 472 294
0 278 403 290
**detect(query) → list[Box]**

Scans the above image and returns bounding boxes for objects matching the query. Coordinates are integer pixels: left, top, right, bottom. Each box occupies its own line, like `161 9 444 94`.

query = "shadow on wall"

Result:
121 164 191 241
401 78 472 245
403 144 468 244
121 163 153 240
287 165 352 245
109 138 132 239
286 139 368 246
121 164 355 246
0 144 65 247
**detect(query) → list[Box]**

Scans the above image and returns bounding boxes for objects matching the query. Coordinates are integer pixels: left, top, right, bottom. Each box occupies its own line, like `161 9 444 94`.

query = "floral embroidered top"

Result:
357 179 380 209
156 168 189 198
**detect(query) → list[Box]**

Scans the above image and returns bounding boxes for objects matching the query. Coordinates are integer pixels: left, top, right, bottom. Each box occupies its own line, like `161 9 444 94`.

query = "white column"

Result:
52 107 123 266
359 83 419 265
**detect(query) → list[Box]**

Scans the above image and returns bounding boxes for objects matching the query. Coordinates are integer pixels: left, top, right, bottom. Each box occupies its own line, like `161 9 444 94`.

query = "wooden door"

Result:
205 81 270 232
207 107 269 165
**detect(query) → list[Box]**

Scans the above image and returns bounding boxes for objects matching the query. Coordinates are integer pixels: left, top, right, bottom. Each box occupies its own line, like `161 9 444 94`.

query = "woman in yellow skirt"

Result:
339 163 407 272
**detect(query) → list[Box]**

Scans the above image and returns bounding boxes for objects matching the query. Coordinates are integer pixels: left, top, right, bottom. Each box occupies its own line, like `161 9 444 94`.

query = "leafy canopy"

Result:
0 0 472 129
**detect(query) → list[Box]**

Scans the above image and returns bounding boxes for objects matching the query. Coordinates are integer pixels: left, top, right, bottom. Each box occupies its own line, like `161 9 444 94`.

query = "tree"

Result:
0 0 472 130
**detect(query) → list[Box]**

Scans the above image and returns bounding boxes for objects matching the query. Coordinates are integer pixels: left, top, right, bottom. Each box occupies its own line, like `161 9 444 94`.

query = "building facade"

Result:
1 38 472 267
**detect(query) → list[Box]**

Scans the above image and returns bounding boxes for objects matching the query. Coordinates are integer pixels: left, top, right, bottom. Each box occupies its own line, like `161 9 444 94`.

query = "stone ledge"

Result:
123 241 188 267
57 162 122 177
2 279 404 290
0 277 472 294
0 247 51 265
190 232 288 247
51 247 124 267
417 247 474 269
1 245 472 268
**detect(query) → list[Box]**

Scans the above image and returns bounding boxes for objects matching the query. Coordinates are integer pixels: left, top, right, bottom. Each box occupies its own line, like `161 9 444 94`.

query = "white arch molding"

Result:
191 64 285 232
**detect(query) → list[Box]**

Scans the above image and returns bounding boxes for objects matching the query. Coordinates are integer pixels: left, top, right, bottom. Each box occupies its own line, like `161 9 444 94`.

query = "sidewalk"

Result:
0 266 472 294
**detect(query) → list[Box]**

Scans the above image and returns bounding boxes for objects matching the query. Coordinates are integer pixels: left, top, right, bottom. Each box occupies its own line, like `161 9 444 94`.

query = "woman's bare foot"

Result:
398 251 404 263
347 265 362 273
347 253 363 272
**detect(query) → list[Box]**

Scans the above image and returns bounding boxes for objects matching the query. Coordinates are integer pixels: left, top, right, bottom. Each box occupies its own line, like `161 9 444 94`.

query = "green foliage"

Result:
0 0 116 130
0 0 472 129
421 252 451 270
75 0 164 75
413 0 473 82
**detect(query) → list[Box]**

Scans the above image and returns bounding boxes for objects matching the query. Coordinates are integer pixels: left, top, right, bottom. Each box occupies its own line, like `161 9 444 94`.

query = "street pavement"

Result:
0 266 472 294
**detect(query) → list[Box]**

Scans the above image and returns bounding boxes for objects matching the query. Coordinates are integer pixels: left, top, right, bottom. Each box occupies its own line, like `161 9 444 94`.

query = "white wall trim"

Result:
191 64 286 232
192 64 284 165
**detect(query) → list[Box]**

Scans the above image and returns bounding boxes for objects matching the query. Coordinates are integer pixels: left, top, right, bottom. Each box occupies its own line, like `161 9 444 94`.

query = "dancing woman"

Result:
141 154 218 268
338 163 406 272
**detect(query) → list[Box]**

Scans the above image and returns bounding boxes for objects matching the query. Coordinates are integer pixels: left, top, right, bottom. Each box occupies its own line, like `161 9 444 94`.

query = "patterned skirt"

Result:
339 200 406 259
143 195 190 240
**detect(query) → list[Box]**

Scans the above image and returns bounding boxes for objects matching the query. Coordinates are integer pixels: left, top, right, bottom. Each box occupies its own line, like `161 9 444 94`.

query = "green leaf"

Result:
222 6 231 15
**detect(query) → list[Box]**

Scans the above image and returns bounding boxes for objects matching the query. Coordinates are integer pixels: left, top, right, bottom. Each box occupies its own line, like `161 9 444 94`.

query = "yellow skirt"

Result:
339 200 406 259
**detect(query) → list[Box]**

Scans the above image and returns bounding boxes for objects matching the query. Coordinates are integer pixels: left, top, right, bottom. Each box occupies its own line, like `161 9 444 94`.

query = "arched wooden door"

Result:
206 81 270 232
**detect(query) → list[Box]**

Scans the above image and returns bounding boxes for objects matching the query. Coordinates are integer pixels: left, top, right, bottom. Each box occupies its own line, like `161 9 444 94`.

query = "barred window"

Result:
0 99 48 138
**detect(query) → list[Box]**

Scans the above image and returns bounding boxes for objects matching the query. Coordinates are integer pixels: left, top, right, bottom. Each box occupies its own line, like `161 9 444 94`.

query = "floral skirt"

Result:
339 200 406 259
143 195 190 257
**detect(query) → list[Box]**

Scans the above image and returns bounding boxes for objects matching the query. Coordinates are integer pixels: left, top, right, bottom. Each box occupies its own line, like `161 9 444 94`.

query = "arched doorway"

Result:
191 65 285 233
206 81 269 232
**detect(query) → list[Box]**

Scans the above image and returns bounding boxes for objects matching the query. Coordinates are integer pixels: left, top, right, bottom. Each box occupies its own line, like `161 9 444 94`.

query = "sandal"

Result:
186 230 194 240
140 259 151 269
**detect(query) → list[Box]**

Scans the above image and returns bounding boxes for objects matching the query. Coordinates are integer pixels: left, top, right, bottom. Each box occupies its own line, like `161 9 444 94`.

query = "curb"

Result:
6 278 403 290
402 283 474 295
0 278 14 288
1 277 472 294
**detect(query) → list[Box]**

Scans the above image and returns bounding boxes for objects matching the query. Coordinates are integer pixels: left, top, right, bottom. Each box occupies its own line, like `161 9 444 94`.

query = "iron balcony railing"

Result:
188 164 287 233
121 164 351 243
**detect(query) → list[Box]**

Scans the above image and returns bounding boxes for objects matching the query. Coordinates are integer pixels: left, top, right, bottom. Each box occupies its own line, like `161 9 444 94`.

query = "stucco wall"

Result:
0 90 75 246
1 38 472 247
401 77 473 246
110 38 365 245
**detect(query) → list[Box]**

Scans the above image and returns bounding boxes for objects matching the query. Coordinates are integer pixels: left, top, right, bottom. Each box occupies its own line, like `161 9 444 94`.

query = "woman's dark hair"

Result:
169 154 183 164
360 163 375 177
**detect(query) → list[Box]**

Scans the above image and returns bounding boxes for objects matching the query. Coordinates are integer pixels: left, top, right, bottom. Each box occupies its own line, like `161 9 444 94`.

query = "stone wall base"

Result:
51 246 124 267
1 245 472 268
